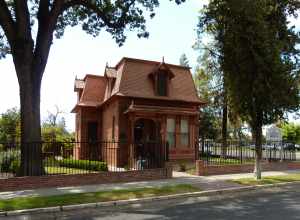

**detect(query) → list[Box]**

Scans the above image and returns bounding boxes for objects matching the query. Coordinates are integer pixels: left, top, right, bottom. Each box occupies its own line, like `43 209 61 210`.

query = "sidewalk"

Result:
0 170 299 200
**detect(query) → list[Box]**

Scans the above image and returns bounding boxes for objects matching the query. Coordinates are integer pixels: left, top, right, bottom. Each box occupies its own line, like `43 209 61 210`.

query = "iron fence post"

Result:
239 139 243 164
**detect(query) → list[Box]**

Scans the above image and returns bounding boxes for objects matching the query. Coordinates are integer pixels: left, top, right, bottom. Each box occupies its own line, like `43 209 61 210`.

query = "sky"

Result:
0 1 299 132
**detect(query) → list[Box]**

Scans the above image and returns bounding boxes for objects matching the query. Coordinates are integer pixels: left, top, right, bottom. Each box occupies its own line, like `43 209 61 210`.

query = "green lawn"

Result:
45 166 91 175
204 157 254 165
231 173 300 186
0 184 199 212
185 158 254 175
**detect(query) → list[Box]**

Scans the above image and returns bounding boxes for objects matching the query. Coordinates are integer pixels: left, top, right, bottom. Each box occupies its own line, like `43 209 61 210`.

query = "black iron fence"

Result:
0 141 168 179
199 139 299 166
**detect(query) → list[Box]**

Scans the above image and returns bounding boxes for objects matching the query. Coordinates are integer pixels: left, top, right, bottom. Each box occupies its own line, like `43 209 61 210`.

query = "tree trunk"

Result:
18 67 44 176
221 97 228 158
253 121 263 180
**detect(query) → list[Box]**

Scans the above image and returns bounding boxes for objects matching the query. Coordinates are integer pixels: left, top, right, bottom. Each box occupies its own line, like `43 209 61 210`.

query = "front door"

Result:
133 119 162 168
134 119 159 143
87 122 99 160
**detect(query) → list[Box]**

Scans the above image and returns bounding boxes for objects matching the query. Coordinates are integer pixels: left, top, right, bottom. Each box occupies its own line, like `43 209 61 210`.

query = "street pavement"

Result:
2 184 300 220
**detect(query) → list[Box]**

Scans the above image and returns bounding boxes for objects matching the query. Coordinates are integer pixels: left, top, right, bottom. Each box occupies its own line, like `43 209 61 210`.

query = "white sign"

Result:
266 125 282 142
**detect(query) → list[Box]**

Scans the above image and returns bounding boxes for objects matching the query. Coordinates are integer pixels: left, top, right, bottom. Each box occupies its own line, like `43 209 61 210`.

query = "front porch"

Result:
125 103 199 163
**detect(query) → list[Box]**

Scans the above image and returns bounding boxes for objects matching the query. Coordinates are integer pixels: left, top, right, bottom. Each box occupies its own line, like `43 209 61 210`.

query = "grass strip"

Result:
0 184 199 212
231 173 300 186
45 166 91 175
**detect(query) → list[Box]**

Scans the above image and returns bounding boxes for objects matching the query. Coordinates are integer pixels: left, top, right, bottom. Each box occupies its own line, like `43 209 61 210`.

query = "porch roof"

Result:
124 104 199 116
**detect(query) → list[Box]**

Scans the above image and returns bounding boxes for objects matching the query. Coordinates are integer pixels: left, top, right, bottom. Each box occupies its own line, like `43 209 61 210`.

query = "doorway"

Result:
133 118 162 168
87 121 99 160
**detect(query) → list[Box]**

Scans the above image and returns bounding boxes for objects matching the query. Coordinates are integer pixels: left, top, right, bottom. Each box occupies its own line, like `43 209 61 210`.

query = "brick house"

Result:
72 57 205 167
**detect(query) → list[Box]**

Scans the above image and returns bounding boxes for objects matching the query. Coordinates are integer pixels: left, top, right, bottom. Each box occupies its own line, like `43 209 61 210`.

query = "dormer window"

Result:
157 71 167 96
148 62 175 97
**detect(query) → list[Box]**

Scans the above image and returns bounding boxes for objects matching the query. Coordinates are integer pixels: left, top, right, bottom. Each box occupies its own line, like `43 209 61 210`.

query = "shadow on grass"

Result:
231 173 300 186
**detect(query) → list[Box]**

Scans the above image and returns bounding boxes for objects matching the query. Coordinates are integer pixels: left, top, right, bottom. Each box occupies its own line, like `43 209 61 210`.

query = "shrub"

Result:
0 150 20 173
179 163 186 172
58 159 108 171
9 159 20 175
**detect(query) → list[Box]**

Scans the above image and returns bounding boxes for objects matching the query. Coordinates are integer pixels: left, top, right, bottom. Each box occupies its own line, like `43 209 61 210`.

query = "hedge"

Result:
0 150 20 173
58 159 108 171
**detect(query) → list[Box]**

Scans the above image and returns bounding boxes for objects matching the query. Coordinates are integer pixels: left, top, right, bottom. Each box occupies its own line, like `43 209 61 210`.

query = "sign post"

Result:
266 125 282 161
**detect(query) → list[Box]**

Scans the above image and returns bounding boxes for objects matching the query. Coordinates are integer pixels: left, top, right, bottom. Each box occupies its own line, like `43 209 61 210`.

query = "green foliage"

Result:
42 109 75 152
58 159 108 172
179 163 186 172
193 61 223 140
198 0 300 134
9 159 20 175
280 122 300 143
0 108 20 144
198 108 219 139
0 150 20 173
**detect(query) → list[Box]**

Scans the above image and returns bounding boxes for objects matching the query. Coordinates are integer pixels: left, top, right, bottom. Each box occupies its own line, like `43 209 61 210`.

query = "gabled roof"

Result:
148 61 175 80
72 57 205 112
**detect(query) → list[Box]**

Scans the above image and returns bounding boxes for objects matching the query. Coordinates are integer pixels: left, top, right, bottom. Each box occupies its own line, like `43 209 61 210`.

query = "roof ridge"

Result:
115 57 191 70
84 74 105 80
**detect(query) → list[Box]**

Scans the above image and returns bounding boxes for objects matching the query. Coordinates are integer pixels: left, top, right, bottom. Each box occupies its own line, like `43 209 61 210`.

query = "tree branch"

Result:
14 0 31 39
0 0 16 45
62 0 133 29
33 0 64 81
37 0 50 21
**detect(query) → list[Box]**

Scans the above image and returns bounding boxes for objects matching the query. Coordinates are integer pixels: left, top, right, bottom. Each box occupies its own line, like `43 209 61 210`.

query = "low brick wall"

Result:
0 166 172 192
196 160 300 176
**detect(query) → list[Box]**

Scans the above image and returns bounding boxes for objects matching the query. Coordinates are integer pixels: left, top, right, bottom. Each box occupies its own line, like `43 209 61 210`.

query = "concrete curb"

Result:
1 181 300 216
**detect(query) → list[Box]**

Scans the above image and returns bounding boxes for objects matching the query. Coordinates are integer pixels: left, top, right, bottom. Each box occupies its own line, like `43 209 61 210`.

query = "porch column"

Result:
194 115 200 160
160 115 167 143
175 115 180 148
128 113 135 168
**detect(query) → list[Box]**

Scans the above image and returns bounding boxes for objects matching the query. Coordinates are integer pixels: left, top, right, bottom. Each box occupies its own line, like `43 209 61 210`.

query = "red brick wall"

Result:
196 160 300 176
102 99 119 140
0 167 172 192
75 107 102 159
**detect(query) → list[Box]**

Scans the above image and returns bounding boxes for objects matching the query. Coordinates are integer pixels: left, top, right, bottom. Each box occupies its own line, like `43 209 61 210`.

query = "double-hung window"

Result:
180 119 189 147
167 118 175 148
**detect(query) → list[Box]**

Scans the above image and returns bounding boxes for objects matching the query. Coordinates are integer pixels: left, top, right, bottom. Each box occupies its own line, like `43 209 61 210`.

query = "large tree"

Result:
194 41 229 155
199 0 300 179
0 0 185 176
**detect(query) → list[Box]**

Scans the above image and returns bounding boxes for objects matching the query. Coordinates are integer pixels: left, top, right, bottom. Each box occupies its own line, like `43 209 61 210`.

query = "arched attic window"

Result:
149 63 175 97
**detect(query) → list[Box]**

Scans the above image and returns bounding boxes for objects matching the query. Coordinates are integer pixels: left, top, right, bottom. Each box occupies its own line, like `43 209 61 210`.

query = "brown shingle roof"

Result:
72 75 106 112
114 58 204 104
